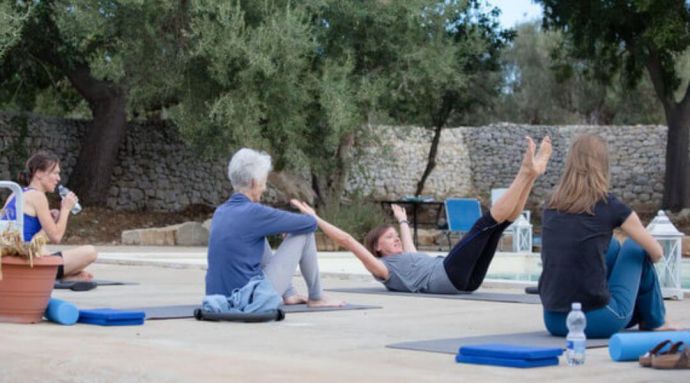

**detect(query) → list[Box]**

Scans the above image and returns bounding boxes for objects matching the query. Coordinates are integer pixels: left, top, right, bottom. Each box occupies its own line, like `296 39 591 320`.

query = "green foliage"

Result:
173 0 511 205
0 1 30 60
537 0 690 101
536 0 690 209
1 0 189 117
492 21 665 125
317 192 386 242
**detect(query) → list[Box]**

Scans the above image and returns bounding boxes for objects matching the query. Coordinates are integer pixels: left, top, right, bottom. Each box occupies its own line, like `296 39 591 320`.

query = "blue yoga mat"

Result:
609 331 690 361
459 343 563 360
456 354 559 368
78 308 145 326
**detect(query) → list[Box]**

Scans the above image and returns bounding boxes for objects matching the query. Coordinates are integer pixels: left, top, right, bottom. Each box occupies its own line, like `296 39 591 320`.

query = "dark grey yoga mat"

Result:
387 331 609 355
54 279 138 290
125 303 382 320
326 287 541 304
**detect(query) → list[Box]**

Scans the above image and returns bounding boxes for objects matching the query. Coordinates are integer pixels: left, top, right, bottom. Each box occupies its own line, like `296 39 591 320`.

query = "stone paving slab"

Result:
2 256 690 382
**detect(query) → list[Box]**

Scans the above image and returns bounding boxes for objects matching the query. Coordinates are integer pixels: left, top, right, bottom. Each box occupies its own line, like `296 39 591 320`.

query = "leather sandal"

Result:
639 339 672 367
651 341 690 369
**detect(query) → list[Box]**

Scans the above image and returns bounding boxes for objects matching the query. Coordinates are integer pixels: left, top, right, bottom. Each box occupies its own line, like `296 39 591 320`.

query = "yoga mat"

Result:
609 331 690 362
78 308 145 326
54 279 138 290
387 331 609 355
327 287 541 304
124 303 382 320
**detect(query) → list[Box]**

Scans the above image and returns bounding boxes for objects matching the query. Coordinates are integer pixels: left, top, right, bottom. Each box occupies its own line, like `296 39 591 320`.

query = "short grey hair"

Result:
227 148 273 190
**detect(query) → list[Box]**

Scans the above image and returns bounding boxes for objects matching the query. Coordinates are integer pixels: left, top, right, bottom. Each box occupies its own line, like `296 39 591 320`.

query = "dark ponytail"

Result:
18 151 60 186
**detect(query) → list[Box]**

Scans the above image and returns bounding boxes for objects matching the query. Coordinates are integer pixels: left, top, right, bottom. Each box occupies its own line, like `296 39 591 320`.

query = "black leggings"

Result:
443 212 511 292
53 251 64 280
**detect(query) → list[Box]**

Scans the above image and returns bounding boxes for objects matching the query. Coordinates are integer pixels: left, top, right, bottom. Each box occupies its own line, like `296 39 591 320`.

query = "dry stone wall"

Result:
0 113 677 212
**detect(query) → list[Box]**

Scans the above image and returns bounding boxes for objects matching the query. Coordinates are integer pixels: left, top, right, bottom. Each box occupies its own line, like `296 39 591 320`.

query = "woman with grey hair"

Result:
205 148 344 307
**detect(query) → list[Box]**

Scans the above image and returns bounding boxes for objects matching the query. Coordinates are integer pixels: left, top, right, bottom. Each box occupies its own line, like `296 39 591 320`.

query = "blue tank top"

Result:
1 187 42 241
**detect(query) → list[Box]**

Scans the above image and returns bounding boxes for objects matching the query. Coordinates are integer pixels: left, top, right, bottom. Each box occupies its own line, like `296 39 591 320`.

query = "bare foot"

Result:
519 136 538 177
61 270 93 281
307 296 346 308
534 136 552 175
283 294 308 305
650 322 680 332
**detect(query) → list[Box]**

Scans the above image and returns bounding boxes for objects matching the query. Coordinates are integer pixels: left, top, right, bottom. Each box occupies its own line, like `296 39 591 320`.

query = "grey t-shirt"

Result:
376 252 459 294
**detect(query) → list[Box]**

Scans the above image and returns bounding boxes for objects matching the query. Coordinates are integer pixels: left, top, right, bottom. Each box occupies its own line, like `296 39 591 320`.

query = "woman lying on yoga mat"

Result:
205 148 343 307
538 134 671 338
291 136 552 294
1 151 97 281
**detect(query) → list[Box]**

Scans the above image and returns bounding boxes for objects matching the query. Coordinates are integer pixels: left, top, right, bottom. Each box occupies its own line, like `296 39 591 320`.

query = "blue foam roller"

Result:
609 331 690 361
44 298 79 325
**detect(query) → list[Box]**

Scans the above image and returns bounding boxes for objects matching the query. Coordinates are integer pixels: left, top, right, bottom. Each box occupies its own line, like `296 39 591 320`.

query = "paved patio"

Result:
1 246 688 383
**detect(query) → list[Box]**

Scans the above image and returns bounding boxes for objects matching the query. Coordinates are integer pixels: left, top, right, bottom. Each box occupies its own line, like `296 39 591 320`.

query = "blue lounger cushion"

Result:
78 308 145 326
459 343 563 360
456 354 559 368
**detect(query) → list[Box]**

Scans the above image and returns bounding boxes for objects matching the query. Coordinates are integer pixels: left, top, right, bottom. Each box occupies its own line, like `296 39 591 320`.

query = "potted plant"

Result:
0 220 62 324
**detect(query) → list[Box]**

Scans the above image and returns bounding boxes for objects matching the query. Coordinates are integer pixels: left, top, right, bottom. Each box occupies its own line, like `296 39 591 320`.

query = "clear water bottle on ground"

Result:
58 185 82 215
566 302 587 366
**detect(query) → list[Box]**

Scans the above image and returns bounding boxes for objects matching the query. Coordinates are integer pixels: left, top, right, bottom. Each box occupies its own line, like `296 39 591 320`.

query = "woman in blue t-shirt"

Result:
291 136 552 294
1 151 97 280
539 134 669 338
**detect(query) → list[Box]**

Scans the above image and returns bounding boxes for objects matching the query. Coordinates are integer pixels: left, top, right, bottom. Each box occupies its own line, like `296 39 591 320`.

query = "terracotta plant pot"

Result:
0 255 62 324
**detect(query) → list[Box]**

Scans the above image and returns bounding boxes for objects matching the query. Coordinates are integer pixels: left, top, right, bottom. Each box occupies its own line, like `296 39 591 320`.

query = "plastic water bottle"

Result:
566 302 587 366
58 185 82 215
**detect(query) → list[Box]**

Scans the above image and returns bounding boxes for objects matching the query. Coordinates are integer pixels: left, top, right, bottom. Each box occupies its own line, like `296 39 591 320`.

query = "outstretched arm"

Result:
391 204 416 253
290 199 389 280
621 212 663 263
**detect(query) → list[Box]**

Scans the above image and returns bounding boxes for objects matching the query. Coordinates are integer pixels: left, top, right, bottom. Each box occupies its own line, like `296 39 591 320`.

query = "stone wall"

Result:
349 124 668 212
0 112 678 212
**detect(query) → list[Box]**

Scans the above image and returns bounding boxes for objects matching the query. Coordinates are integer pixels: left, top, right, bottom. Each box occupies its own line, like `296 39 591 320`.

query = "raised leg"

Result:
490 136 552 223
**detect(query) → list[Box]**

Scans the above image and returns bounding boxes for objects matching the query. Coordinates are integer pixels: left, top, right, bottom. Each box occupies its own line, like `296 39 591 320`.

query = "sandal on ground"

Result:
639 339 672 367
652 341 690 369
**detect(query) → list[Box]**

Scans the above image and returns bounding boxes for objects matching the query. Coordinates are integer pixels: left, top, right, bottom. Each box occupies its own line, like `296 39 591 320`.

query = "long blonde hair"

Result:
548 134 609 214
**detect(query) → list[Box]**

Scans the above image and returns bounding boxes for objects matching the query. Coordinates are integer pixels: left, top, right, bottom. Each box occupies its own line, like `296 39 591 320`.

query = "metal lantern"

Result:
646 210 684 300
512 214 533 253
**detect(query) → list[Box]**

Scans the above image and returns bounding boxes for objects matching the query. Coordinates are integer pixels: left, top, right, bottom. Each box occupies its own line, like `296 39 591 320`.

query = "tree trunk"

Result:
415 124 443 196
28 8 129 206
311 132 355 209
68 90 127 205
645 54 690 211
662 105 690 211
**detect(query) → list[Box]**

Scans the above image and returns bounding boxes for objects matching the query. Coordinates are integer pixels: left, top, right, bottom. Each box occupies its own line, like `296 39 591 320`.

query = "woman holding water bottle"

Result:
1 151 97 280
538 134 669 339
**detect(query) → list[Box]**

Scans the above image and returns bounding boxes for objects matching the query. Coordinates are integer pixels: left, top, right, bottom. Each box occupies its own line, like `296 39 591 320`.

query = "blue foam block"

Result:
456 354 559 368
44 298 79 325
609 331 690 361
78 308 145 326
459 343 563 360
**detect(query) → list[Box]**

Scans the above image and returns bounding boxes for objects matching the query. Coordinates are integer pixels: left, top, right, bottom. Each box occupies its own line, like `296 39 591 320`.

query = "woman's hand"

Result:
391 204 407 223
60 191 78 211
290 199 317 217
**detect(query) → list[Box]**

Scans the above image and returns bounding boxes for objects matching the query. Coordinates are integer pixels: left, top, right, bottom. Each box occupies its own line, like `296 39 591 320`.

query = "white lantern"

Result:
512 214 533 253
646 211 684 300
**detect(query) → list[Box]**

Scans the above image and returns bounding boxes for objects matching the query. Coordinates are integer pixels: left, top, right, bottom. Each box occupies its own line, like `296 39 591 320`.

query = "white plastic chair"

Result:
0 181 24 236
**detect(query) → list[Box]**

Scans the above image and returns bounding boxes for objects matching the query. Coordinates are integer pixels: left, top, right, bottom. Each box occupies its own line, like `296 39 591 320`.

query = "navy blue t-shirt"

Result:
538 194 632 312
205 193 317 296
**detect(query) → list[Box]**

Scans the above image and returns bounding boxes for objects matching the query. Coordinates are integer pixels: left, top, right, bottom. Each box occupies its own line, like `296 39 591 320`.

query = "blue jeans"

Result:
543 239 666 339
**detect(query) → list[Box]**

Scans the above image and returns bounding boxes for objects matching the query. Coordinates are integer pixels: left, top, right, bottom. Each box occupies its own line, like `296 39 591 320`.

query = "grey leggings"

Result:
261 233 322 300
